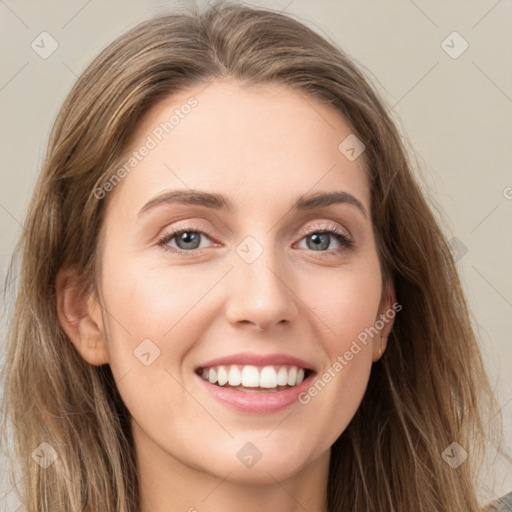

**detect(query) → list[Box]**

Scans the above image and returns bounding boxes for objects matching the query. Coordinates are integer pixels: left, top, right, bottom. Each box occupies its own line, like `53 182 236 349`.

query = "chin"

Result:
204 445 314 485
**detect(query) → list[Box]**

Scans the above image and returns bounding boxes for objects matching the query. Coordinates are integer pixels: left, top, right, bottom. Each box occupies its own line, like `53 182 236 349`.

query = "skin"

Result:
57 79 395 512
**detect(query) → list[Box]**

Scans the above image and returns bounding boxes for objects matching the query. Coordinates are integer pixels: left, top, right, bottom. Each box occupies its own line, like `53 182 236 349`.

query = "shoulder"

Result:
485 491 512 511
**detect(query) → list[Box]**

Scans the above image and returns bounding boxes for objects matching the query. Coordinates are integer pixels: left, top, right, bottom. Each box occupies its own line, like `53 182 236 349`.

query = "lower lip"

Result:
195 372 315 414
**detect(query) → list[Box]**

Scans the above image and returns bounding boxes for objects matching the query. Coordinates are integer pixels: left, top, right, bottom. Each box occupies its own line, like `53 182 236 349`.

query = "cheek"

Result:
97 256 207 390
101 255 214 338
294 258 381 414
97 264 207 430
298 257 383 351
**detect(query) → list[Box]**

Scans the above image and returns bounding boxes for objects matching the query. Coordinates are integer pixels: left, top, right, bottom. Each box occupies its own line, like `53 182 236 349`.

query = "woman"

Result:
1 1 509 510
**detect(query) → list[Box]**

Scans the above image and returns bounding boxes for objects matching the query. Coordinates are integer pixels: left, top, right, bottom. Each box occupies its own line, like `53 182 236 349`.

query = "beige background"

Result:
1 0 511 509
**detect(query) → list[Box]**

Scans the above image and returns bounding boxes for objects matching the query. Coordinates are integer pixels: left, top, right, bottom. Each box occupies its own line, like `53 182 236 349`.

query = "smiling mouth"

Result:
195 364 314 392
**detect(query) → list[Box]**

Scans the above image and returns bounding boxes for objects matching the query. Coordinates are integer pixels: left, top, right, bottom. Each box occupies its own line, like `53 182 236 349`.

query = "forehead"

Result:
105 79 370 217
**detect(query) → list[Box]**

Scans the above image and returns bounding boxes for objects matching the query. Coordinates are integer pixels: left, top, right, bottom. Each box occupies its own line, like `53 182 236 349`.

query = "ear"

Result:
372 280 397 362
55 267 109 366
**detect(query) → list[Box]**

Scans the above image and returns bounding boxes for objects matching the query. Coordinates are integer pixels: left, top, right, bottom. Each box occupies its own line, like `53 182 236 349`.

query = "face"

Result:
74 80 395 485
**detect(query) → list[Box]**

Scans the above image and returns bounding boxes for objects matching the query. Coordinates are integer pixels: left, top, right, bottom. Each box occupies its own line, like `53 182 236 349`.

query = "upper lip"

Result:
196 351 316 372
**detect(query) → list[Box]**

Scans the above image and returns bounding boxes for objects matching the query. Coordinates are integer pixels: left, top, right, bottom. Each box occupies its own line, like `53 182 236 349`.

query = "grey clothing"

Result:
485 491 512 511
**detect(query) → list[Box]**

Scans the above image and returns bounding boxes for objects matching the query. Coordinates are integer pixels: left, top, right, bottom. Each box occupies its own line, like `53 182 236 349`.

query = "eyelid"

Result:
296 222 354 253
157 220 354 254
157 225 216 253
302 222 351 239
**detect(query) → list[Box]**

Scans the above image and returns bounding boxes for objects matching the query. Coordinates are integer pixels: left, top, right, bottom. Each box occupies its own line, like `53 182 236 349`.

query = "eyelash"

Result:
157 223 354 256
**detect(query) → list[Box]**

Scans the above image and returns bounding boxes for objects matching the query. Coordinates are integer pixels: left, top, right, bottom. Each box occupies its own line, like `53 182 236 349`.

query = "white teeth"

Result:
287 366 297 386
259 366 277 388
276 366 288 386
217 366 228 386
227 365 241 386
241 365 260 387
198 364 309 389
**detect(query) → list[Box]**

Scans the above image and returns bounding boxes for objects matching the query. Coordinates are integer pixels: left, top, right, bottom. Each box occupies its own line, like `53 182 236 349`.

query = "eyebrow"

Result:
138 189 368 219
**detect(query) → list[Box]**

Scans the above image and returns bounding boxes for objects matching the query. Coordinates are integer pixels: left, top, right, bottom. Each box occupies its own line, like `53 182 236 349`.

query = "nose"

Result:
224 240 299 331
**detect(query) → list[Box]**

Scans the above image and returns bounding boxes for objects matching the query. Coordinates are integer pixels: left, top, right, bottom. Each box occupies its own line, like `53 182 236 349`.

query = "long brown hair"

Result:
1 1 503 510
